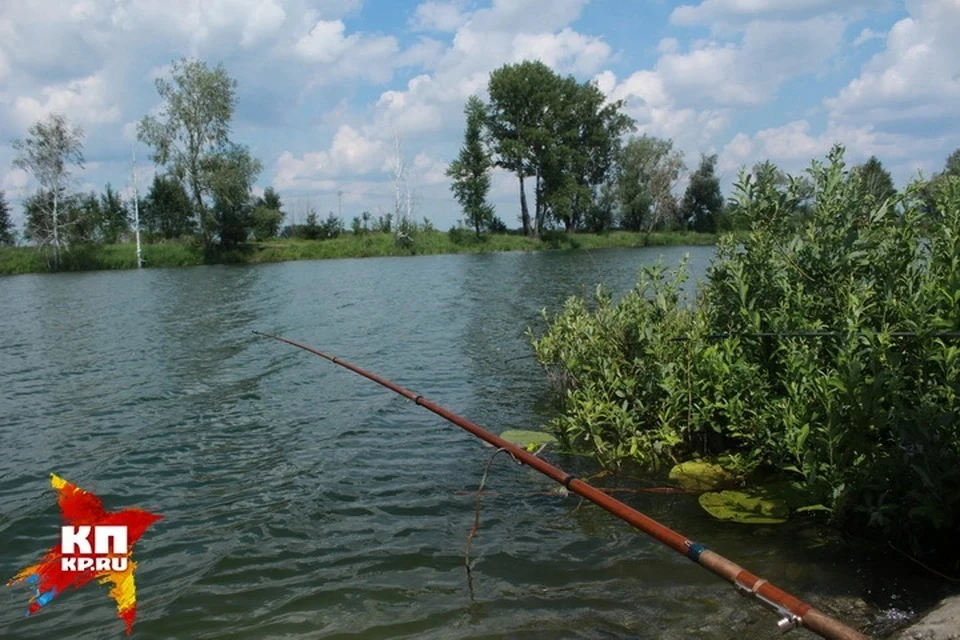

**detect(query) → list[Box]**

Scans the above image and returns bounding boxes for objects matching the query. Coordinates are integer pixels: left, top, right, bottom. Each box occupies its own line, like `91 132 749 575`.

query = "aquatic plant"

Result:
531 145 960 566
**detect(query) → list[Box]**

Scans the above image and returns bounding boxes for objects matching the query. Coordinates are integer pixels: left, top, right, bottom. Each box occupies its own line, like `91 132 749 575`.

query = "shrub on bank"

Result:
531 145 960 563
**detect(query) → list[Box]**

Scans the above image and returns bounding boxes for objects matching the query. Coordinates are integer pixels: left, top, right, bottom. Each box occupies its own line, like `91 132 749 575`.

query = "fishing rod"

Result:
253 330 868 640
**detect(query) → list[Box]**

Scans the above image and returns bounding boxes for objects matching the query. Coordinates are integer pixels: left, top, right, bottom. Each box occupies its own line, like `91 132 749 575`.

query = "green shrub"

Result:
531 145 960 564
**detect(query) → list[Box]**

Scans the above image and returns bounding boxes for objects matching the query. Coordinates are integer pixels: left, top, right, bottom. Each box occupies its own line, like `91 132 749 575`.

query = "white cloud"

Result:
853 27 884 46
717 119 951 185
411 1 466 32
12 74 122 130
655 15 846 107
2 167 30 197
510 28 612 75
670 0 880 27
274 125 386 190
826 0 960 126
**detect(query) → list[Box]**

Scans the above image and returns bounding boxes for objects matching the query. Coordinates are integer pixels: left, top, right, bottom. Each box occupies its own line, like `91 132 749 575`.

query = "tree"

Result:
486 60 559 236
944 148 960 177
206 144 262 248
258 186 282 212
681 153 724 233
447 95 495 236
539 76 634 232
611 135 685 233
138 57 238 249
12 113 85 267
0 190 14 245
143 174 194 239
852 156 896 203
251 187 284 241
98 184 130 244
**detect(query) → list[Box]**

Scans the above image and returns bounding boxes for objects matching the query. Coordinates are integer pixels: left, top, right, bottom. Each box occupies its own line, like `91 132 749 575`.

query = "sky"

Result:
1 0 958 231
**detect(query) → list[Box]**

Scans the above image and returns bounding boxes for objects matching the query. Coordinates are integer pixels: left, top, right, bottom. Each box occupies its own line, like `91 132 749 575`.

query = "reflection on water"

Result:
0 248 939 640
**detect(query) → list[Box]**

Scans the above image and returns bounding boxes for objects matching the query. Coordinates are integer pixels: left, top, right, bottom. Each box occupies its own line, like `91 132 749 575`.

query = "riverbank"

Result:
0 230 717 275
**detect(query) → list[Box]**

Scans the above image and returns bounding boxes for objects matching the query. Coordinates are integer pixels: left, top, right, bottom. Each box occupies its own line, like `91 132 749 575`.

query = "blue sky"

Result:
1 0 958 231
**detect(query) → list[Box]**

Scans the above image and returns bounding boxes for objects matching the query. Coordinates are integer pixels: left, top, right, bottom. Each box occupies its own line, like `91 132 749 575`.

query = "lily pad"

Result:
500 430 558 451
668 461 736 491
698 490 789 525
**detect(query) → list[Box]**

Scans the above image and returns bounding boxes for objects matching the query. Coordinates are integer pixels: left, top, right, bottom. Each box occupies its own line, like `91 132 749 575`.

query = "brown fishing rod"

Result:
254 330 869 640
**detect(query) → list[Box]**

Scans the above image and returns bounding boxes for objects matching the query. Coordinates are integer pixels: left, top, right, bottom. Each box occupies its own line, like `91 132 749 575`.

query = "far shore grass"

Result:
0 229 718 276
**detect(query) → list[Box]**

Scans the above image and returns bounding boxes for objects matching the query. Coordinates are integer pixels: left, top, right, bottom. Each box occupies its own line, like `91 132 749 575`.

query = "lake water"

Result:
0 247 937 639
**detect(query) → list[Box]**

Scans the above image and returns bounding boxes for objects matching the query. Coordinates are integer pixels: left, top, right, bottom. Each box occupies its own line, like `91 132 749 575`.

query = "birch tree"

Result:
12 113 85 267
389 130 415 242
137 57 237 249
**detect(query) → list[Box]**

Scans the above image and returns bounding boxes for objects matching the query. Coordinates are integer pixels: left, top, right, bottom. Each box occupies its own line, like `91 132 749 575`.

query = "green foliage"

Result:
484 60 634 236
852 155 896 204
532 145 960 563
251 206 283 241
320 213 345 240
681 153 724 233
0 230 716 275
447 95 495 236
259 186 282 212
97 184 130 244
0 190 14 246
13 113 85 268
610 135 684 232
375 213 393 234
206 143 262 248
698 490 789 525
142 174 194 239
138 57 238 249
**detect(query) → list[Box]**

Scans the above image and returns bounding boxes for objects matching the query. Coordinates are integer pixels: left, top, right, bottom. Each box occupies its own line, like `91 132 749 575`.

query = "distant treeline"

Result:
2 55 958 270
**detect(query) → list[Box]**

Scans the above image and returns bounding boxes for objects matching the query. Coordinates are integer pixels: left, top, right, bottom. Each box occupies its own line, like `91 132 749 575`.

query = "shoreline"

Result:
0 230 718 276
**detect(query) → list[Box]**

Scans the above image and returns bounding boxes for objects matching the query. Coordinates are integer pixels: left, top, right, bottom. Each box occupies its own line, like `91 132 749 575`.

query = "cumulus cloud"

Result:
654 15 846 107
0 0 954 228
717 119 951 185
826 0 960 128
12 74 122 130
410 1 467 32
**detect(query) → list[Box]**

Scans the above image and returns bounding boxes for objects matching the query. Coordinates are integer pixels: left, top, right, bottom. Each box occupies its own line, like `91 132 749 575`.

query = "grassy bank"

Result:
0 230 717 276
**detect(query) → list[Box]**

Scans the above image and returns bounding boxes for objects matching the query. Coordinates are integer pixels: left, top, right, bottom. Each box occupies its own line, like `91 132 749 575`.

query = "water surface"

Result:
0 247 933 639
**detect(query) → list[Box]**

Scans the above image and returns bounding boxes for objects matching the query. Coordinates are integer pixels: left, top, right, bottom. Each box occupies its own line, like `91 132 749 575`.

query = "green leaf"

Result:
698 490 789 525
668 461 737 491
499 430 558 449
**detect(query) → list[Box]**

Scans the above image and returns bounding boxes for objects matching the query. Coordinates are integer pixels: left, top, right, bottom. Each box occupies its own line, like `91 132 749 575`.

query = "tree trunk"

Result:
519 174 530 236
534 171 542 237
52 187 61 269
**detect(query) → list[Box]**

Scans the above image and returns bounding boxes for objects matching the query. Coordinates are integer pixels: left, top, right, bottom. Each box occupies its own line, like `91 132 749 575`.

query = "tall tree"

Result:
611 135 685 233
541 76 634 232
447 95 495 236
137 57 238 249
681 153 724 233
852 156 896 203
0 190 14 245
486 61 559 236
143 174 194 239
12 113 85 267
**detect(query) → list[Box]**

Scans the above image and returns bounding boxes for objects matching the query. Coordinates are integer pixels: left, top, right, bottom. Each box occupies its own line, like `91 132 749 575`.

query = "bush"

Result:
251 206 283 240
531 145 960 565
